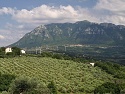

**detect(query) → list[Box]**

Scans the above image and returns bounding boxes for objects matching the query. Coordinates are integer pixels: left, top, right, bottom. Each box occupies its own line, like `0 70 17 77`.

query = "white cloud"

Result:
11 5 99 25
0 28 29 47
95 0 125 12
0 7 15 15
12 5 80 24
1 2 125 46
1 3 125 25
74 0 87 1
0 35 5 39
0 2 125 25
94 0 125 17
93 0 125 25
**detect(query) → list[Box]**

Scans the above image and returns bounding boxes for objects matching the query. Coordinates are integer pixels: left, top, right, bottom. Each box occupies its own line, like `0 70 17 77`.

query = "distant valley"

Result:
10 20 125 64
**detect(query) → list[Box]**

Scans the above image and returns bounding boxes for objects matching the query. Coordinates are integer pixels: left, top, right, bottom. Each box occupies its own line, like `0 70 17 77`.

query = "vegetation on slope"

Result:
9 76 51 94
95 62 125 79
0 74 15 92
0 56 114 93
10 21 125 48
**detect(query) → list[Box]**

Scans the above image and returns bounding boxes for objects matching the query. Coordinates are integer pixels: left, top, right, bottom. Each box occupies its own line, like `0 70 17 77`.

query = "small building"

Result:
5 47 12 54
21 50 26 54
90 63 95 67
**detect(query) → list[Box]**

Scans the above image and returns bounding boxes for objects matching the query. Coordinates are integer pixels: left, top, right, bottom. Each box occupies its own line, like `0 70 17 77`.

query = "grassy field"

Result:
0 56 114 93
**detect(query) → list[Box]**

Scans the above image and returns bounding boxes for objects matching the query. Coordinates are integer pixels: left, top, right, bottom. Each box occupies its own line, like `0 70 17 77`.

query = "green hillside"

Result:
0 56 117 93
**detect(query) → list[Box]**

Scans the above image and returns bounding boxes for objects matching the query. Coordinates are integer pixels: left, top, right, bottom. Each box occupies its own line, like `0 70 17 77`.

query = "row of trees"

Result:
30 51 92 63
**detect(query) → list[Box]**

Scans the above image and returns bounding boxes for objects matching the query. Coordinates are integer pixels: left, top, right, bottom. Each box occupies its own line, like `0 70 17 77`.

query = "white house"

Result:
5 47 12 53
21 50 26 54
90 63 95 67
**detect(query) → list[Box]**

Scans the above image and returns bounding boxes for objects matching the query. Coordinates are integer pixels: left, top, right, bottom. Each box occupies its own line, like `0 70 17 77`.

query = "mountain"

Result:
10 20 125 48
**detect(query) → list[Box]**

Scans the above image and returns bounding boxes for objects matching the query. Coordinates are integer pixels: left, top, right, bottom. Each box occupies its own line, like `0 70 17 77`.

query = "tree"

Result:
41 52 53 57
0 47 5 52
9 76 50 94
94 82 121 94
52 54 63 59
0 47 5 58
11 47 21 56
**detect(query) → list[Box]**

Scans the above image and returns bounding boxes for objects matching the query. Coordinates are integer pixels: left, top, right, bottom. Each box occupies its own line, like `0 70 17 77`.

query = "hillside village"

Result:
5 47 25 54
0 47 25 57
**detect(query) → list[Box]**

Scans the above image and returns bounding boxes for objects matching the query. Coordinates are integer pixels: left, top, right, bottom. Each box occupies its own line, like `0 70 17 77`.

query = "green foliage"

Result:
6 52 14 57
94 82 121 94
11 47 21 56
0 91 8 94
40 51 89 62
41 52 67 60
0 56 115 93
0 47 5 51
0 47 22 58
0 47 5 58
48 81 57 94
52 54 64 59
0 73 15 92
95 62 125 79
41 52 53 57
9 76 50 94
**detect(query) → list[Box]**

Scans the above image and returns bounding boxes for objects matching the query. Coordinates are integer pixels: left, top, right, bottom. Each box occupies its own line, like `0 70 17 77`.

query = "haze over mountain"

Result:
10 20 125 48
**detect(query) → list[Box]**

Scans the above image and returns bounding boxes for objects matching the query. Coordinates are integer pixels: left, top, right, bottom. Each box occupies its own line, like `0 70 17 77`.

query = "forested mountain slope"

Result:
10 20 125 48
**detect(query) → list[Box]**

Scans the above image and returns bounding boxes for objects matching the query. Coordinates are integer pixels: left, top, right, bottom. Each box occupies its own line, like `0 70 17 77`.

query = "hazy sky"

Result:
0 0 125 47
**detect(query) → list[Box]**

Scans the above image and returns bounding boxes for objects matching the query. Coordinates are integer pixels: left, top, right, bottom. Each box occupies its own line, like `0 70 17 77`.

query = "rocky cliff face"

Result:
10 20 125 48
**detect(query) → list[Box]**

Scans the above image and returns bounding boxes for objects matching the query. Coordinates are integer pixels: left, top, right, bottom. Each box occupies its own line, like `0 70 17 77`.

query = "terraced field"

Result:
0 56 113 93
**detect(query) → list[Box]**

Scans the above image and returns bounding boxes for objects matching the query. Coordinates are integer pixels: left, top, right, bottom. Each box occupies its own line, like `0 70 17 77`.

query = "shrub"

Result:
0 74 15 92
9 76 50 94
94 82 121 94
48 81 57 94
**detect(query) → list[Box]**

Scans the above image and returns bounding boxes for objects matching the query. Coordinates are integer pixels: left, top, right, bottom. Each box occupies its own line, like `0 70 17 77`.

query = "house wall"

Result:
5 48 12 53
90 63 95 67
21 50 26 54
